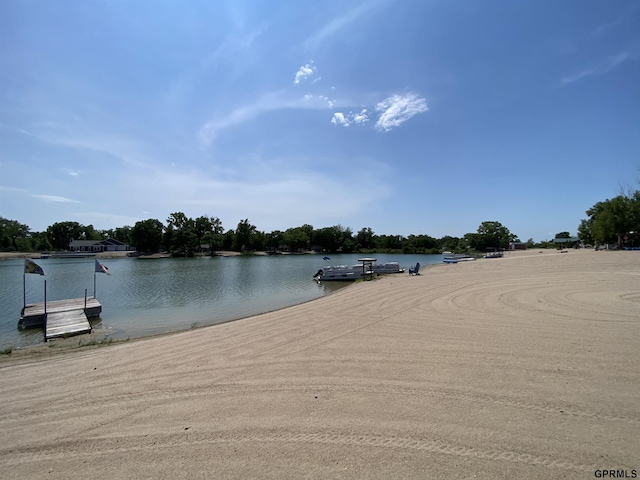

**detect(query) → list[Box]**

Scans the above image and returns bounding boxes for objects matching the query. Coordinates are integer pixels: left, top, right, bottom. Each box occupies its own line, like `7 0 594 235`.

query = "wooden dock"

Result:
45 310 91 340
19 298 101 340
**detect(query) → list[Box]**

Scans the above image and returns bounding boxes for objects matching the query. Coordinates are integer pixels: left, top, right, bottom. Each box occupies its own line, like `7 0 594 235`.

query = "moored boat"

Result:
443 254 476 264
313 261 405 281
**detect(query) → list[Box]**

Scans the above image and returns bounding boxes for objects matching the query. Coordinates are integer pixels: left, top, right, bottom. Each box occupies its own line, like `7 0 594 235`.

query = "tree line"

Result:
1 188 638 255
1 214 522 255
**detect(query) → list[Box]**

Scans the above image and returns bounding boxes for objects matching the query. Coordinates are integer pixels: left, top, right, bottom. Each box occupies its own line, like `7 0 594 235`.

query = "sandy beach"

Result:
1 249 638 479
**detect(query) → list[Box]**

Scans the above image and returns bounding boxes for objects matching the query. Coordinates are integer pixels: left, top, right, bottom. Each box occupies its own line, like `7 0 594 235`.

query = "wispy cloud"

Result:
0 185 28 194
294 62 317 84
198 91 292 145
62 168 80 177
31 194 80 203
302 94 335 109
374 94 428 132
303 0 389 50
201 24 269 68
561 48 639 84
198 90 339 146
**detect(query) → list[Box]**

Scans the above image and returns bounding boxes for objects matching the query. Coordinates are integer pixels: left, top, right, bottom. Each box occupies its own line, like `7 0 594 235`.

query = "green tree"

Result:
0 217 31 251
404 234 438 253
438 236 465 253
194 215 223 252
114 226 133 245
167 212 198 255
222 230 235 250
283 225 312 252
131 219 164 253
375 234 405 251
234 219 257 252
267 230 284 252
355 227 375 250
466 221 517 251
580 192 640 247
313 225 353 252
200 217 224 253
46 221 86 250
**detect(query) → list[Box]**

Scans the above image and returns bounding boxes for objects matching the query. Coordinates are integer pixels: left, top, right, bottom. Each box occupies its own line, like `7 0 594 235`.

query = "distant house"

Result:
509 242 526 250
69 238 135 252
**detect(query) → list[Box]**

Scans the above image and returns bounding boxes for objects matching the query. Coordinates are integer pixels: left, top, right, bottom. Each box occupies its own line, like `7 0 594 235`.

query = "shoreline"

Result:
0 248 610 360
1 249 638 479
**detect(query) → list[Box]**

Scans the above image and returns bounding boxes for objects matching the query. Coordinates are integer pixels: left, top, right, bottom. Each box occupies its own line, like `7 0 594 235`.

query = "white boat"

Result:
313 262 405 281
443 254 476 264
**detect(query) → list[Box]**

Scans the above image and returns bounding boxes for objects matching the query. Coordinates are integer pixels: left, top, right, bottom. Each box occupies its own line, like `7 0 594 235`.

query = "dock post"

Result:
43 280 47 342
84 289 87 310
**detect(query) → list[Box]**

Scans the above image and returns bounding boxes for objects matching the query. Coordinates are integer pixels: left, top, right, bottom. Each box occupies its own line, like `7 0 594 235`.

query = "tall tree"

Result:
355 227 375 250
166 212 197 255
580 192 640 246
284 225 312 252
466 221 517 251
234 219 257 252
131 219 164 253
46 221 86 250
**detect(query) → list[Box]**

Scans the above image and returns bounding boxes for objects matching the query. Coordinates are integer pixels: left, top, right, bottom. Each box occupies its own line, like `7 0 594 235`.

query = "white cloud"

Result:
294 63 317 84
374 93 428 132
31 194 80 203
331 109 370 128
353 109 369 125
331 112 350 127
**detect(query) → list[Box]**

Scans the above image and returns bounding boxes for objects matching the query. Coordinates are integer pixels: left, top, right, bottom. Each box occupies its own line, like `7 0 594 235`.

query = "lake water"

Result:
0 253 443 350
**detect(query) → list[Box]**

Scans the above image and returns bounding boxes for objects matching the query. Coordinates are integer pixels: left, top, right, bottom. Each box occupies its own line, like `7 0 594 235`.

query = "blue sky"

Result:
1 0 638 242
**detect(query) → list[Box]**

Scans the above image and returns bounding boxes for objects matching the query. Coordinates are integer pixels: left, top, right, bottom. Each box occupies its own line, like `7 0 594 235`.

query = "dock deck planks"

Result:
45 310 91 340
19 298 101 336
22 297 102 318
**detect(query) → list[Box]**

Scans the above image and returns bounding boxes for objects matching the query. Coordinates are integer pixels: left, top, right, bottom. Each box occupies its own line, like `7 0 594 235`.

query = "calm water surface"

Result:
0 254 443 349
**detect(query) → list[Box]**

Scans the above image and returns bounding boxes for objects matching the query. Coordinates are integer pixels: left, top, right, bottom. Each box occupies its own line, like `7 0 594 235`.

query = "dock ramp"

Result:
45 310 91 340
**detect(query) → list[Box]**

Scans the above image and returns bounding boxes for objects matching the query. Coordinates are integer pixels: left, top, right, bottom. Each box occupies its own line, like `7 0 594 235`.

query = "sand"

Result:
0 249 638 479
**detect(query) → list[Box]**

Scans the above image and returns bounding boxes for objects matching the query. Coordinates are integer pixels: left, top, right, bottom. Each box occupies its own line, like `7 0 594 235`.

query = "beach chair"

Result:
409 263 420 275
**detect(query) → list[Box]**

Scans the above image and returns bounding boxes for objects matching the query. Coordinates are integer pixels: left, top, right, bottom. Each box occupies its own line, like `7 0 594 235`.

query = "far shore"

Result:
0 247 586 261
0 250 257 260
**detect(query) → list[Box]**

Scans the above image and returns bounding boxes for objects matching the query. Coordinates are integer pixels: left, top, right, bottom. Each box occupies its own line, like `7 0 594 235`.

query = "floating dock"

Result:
20 298 101 340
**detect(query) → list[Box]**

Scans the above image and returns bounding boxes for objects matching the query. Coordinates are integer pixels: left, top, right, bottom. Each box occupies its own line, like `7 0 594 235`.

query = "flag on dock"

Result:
95 259 110 275
24 259 45 275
